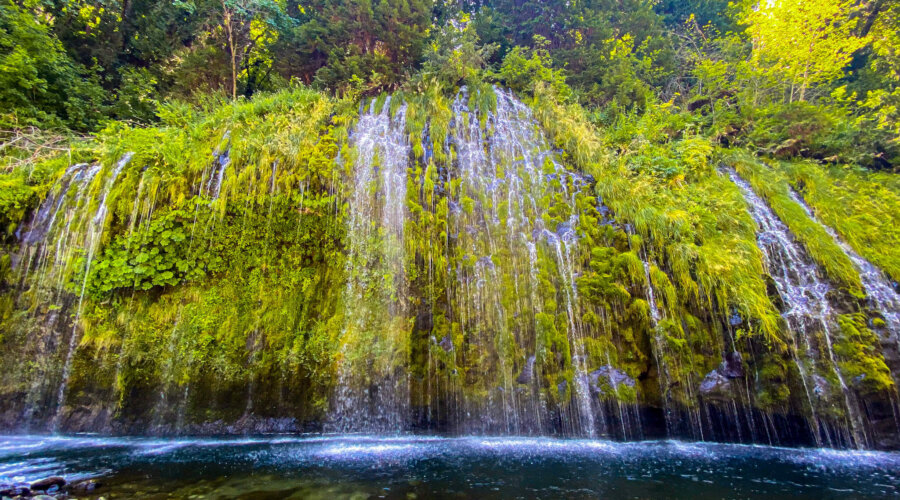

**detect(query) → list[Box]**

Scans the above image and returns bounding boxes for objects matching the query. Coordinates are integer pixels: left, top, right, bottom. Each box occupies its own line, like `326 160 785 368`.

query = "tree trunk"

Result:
223 0 237 100
859 0 884 38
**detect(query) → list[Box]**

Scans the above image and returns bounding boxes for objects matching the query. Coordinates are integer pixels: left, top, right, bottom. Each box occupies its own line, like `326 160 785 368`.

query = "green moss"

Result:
834 313 894 396
754 354 791 409
531 85 783 348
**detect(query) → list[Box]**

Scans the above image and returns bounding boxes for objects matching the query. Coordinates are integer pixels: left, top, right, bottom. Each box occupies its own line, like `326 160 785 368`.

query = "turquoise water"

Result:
2 435 899 498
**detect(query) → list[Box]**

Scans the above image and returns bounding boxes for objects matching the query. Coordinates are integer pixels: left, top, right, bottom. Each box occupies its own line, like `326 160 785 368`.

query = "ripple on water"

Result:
0 435 898 498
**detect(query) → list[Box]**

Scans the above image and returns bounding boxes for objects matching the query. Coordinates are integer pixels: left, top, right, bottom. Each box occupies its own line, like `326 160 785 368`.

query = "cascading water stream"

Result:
204 133 231 201
787 189 900 347
4 83 900 453
787 188 900 429
15 164 100 425
328 97 410 432
53 153 134 428
726 168 867 448
17 164 101 299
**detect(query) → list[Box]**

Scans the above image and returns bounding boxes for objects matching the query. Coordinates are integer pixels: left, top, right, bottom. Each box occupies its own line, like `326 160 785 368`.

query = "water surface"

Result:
1 435 899 499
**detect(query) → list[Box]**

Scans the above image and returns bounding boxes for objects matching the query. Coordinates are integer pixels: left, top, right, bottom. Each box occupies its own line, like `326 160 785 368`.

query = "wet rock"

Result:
33 495 58 500
813 375 830 397
700 353 744 400
72 479 102 493
557 379 568 399
0 486 29 497
699 369 732 399
414 310 433 333
31 476 65 492
764 275 786 313
555 222 572 238
721 351 745 378
438 335 453 352
476 255 494 270
687 97 711 112
587 366 636 395
517 356 536 385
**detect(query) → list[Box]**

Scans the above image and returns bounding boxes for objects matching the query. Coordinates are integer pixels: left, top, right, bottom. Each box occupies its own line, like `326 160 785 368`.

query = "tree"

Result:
744 0 869 102
306 0 433 92
0 0 105 129
418 13 496 89
221 0 292 100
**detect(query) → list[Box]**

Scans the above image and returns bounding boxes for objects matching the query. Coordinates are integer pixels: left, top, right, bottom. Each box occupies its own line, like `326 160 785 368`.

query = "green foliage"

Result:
776 159 900 283
532 84 784 347
1 0 900 435
111 67 160 123
416 13 496 91
497 37 571 100
730 153 864 293
88 208 213 294
0 0 106 129
306 0 434 93
743 0 869 103
0 146 93 238
553 2 673 109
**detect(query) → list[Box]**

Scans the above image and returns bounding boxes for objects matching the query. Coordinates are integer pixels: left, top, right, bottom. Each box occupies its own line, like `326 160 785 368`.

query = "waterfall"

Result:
444 87 602 436
204 132 231 201
726 168 867 448
787 189 900 346
53 153 133 428
17 164 101 297
328 97 411 432
12 153 133 428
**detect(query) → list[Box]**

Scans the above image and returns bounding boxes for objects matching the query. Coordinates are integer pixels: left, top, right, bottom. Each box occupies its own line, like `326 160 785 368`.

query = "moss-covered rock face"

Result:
1 85 899 449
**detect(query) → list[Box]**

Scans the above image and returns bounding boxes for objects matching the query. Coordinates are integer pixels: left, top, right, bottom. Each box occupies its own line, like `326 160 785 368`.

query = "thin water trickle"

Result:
642 258 676 435
204 133 231 201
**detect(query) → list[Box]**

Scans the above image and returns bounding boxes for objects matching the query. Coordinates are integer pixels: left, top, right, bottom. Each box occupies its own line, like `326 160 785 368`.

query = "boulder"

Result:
438 335 453 352
594 365 636 388
555 222 573 238
721 351 745 378
476 255 494 270
516 356 536 385
557 379 568 399
586 365 636 397
72 479 103 493
0 486 29 497
813 375 831 397
687 97 711 112
31 476 65 492
414 310 433 333
699 369 732 399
